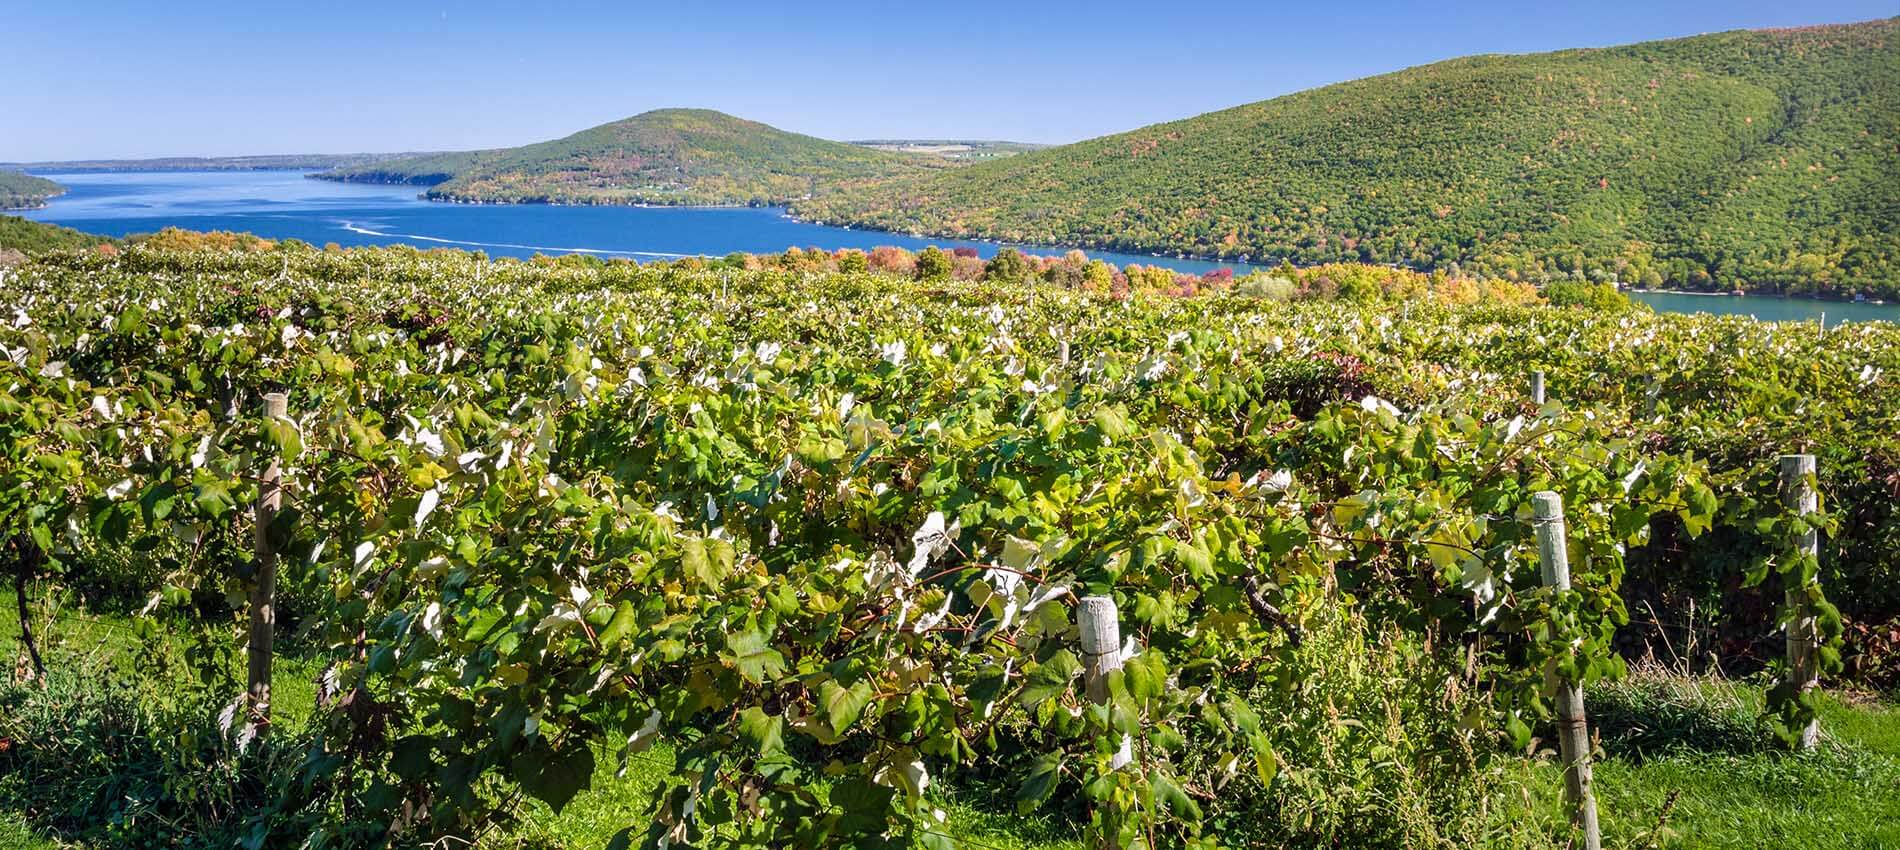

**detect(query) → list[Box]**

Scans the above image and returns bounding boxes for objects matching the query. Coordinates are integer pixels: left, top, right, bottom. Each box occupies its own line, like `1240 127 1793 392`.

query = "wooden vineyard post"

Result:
248 392 288 732
1644 376 1661 417
1533 491 1601 850
1077 595 1133 848
1779 453 1821 751
1531 370 1547 405
1078 596 1133 769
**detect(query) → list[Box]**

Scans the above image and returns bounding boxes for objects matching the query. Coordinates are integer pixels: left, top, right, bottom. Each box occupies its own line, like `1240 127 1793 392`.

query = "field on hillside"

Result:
2 244 1897 849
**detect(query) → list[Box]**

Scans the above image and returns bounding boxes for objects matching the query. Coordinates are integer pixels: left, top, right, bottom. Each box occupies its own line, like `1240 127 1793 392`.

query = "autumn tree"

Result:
1124 264 1175 294
1082 259 1115 294
952 254 986 280
868 246 915 275
915 246 953 281
837 249 869 274
984 248 1033 284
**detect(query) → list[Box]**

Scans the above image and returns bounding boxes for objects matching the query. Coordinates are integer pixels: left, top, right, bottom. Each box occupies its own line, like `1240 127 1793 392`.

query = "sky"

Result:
5 0 1895 161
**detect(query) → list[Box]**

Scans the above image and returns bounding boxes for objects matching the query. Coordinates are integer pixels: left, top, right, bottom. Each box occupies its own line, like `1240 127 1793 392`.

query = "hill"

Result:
0 171 64 210
797 19 1900 297
0 215 111 258
312 109 943 206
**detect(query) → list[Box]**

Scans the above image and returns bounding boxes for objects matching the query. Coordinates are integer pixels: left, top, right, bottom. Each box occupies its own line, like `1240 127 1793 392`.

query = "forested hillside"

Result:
798 19 1900 297
0 171 64 210
312 108 942 206
0 215 111 257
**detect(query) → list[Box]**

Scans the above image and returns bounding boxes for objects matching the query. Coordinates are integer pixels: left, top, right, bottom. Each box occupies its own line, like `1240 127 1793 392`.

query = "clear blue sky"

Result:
6 0 1894 161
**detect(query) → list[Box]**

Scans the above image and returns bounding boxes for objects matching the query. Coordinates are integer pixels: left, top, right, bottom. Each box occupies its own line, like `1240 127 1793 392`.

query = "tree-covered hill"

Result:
0 171 64 210
311 108 944 206
797 19 1900 297
0 215 112 260
308 149 494 187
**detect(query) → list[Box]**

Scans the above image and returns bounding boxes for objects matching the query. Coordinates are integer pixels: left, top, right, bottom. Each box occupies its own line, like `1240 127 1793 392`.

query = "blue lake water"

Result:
23 170 1899 323
21 169 1256 275
1626 290 1900 324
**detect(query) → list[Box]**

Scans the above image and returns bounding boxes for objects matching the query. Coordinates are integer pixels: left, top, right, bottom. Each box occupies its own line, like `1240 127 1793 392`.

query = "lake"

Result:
1626 290 1900 324
20 169 1256 275
22 170 1900 324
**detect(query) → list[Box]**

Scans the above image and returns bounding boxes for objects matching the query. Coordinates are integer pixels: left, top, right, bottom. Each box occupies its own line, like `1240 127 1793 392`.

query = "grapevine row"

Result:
3 246 1891 847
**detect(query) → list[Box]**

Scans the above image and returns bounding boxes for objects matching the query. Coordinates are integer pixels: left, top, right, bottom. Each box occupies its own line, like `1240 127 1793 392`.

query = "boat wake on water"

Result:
336 220 691 258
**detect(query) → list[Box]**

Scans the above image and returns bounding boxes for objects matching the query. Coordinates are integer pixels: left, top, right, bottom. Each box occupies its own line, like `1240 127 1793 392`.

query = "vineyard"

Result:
2 245 1898 849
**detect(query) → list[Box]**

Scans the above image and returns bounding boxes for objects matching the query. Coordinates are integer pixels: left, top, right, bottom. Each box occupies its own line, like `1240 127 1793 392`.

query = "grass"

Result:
4 588 1897 849
1518 669 1900 849
0 819 53 850
0 585 323 850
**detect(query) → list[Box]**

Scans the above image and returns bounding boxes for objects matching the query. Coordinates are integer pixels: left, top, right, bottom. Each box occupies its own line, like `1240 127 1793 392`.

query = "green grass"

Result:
4 589 1896 849
1518 671 1900 849
0 586 321 850
0 818 57 850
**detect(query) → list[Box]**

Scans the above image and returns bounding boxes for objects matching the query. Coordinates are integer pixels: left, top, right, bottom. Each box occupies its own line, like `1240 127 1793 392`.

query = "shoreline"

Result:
776 208 1265 270
31 170 1895 308
303 172 1271 271
306 169 1257 267
0 193 62 213
1627 287 1888 306
1628 288 1730 297
307 173 769 211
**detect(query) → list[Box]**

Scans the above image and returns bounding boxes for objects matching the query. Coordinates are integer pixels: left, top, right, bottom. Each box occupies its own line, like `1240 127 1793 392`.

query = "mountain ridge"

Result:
312 108 944 206
796 18 1900 295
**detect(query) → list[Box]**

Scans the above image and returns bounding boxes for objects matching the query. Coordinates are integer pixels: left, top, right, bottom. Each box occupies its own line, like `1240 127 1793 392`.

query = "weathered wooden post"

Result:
1644 376 1661 417
1779 453 1821 751
1531 370 1547 405
1533 491 1601 850
248 392 287 732
1078 595 1133 770
1077 595 1132 849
